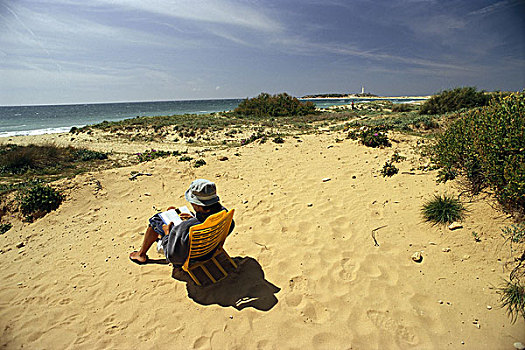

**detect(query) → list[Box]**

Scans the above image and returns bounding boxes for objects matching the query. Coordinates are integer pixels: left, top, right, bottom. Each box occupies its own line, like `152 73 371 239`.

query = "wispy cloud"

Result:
47 0 283 33
468 0 512 17
272 36 468 72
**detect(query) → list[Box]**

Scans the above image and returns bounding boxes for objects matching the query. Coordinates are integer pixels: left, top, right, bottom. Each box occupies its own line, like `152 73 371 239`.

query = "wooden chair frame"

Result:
182 209 237 286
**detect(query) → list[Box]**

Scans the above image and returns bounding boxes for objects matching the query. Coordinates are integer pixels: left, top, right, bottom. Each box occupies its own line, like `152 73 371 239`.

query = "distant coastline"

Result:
302 94 431 100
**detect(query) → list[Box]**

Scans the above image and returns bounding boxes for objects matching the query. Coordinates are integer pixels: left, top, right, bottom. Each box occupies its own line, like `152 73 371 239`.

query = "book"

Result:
159 206 193 225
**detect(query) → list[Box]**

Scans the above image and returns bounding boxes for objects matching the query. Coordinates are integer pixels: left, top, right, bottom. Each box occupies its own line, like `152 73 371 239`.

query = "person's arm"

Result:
162 222 174 236
162 220 195 265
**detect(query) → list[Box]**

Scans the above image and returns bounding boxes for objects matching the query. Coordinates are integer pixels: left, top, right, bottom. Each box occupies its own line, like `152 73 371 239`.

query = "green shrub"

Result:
136 149 177 162
178 156 193 162
421 194 466 225
346 129 360 140
241 132 267 146
72 149 108 161
380 161 399 177
430 92 525 214
194 159 206 168
0 223 12 234
392 103 413 112
499 279 525 323
390 151 406 163
0 145 42 174
273 136 285 144
360 128 391 148
502 223 525 244
234 92 317 117
17 184 64 220
0 145 109 175
420 87 490 115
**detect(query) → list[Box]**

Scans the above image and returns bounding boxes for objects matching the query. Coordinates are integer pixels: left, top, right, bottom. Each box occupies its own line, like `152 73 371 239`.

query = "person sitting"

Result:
129 179 234 266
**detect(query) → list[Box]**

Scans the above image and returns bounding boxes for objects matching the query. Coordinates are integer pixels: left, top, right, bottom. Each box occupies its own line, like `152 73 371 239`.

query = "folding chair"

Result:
182 209 237 286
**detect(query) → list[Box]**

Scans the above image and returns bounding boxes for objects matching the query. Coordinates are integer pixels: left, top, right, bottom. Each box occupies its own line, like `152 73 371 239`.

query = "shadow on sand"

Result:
171 256 280 311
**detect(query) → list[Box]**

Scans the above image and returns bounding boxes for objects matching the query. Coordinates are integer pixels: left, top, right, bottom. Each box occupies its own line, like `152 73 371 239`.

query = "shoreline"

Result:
302 95 431 100
0 98 429 138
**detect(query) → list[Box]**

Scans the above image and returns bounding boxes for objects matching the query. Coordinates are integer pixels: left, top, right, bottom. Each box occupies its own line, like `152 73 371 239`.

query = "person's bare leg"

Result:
129 226 159 263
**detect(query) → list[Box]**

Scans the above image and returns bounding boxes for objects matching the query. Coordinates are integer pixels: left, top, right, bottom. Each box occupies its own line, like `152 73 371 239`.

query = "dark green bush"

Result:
360 128 391 148
273 136 285 144
72 149 108 161
194 159 206 168
0 223 12 234
17 184 64 220
234 92 317 117
0 145 108 175
430 92 524 214
390 151 406 163
419 87 490 115
421 194 466 225
0 145 43 174
346 126 391 147
136 149 176 162
178 156 193 162
241 132 267 146
380 161 399 177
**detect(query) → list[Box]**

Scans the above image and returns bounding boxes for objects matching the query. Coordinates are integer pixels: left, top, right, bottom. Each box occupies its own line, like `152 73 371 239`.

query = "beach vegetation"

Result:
499 279 525 323
272 136 285 144
501 223 525 252
17 183 64 221
342 112 440 136
498 222 525 323
0 144 109 176
392 103 416 112
430 92 525 215
390 151 406 163
194 159 206 168
241 132 267 146
419 87 490 115
0 179 44 196
359 127 391 148
421 194 466 225
72 149 108 161
233 93 317 117
0 223 12 234
136 149 179 163
178 156 193 162
380 161 399 177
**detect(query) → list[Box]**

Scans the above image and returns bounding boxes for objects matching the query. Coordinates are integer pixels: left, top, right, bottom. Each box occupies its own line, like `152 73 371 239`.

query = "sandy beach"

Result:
0 127 523 349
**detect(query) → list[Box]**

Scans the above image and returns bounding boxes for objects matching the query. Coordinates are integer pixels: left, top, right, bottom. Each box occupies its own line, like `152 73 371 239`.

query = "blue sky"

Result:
0 0 524 105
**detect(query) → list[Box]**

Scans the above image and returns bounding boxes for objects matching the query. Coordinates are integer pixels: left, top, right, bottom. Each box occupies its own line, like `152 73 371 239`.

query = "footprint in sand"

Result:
367 201 385 220
288 275 308 293
193 336 211 349
58 297 72 305
339 258 359 282
366 310 418 345
312 332 342 350
284 293 303 307
300 301 330 324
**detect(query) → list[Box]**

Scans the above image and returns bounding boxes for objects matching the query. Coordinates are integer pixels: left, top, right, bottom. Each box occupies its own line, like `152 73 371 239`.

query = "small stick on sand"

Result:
254 242 269 250
371 225 388 247
129 172 152 181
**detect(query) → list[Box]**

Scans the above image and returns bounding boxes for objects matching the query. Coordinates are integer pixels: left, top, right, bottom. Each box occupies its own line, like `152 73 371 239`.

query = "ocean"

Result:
0 98 424 137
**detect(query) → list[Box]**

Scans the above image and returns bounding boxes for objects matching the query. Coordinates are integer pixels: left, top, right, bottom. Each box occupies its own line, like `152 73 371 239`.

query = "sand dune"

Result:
0 131 523 349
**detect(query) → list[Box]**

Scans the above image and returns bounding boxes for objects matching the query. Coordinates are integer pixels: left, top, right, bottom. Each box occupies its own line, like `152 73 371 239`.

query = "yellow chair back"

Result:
182 209 237 285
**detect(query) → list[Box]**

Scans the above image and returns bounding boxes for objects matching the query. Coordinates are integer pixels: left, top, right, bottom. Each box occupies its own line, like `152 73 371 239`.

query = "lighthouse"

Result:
361 86 365 94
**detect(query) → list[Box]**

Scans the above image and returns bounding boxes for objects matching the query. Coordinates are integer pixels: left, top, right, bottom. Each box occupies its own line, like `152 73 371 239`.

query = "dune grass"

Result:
499 279 525 323
421 194 466 225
